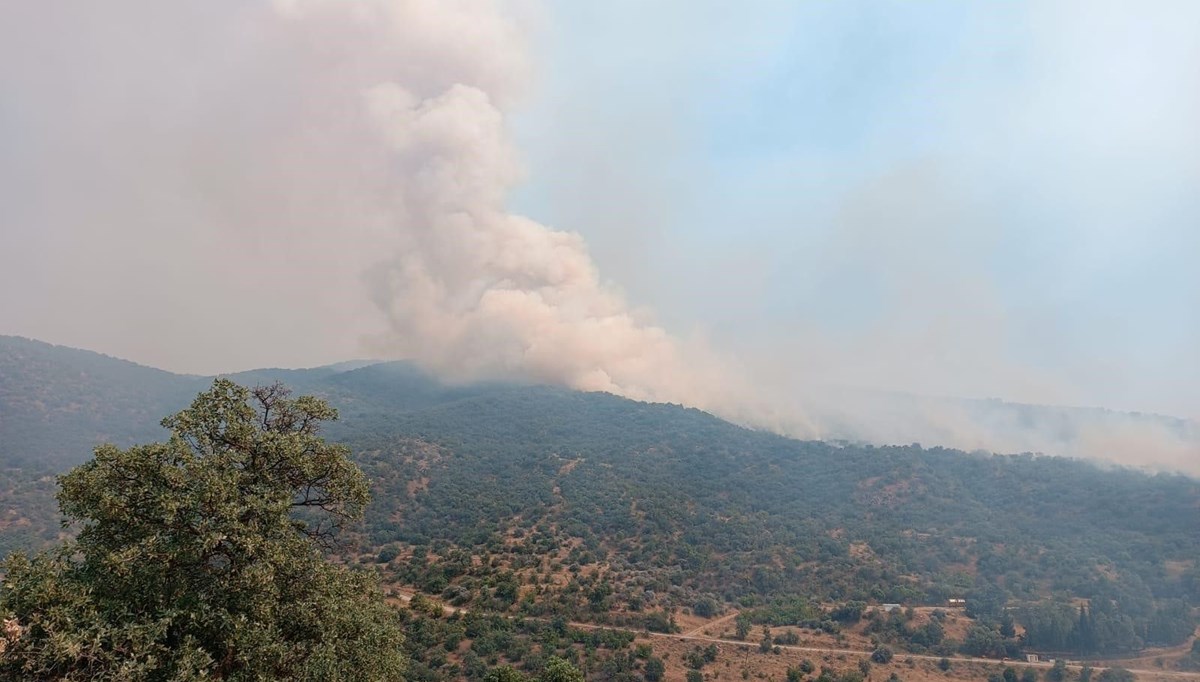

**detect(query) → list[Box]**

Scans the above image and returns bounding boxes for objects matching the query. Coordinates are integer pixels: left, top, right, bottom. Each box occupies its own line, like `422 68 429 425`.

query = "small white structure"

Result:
881 603 902 613
1025 654 1040 663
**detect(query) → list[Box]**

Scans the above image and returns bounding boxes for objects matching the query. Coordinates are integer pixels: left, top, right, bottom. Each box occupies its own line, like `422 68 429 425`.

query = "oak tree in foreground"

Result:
0 379 405 681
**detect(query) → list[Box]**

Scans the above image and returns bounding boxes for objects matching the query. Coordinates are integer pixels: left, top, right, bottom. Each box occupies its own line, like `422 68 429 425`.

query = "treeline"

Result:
1021 599 1195 655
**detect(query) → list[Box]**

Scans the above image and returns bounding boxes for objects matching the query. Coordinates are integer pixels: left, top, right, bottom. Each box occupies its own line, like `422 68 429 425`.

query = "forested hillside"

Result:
1 335 1197 669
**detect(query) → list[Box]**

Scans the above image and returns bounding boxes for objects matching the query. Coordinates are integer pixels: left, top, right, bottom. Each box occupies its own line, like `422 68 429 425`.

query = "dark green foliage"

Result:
735 614 752 640
539 657 584 682
962 625 1007 658
686 670 703 682
831 602 867 623
871 646 894 663
693 596 719 618
643 657 665 682
0 381 405 681
1095 668 1134 682
485 666 530 682
2 337 1198 659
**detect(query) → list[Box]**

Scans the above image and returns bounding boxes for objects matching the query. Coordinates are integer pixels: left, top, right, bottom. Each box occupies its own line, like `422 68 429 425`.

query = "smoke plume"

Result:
0 1 1195 473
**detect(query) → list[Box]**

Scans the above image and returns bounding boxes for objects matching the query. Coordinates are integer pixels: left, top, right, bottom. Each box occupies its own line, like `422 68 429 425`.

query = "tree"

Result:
760 627 774 653
541 657 585 682
686 670 704 682
1096 668 1134 682
871 646 895 664
1020 668 1038 682
1047 659 1068 682
487 666 531 682
0 380 405 681
693 597 719 618
937 657 952 672
963 625 1004 658
735 614 752 640
1000 614 1017 639
643 657 665 682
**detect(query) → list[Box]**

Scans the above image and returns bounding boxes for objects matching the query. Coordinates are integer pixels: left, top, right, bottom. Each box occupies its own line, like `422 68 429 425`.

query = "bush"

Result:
1096 668 1134 682
871 646 895 664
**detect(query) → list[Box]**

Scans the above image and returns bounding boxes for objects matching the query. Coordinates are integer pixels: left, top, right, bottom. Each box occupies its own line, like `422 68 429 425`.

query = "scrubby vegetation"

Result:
1 337 1198 680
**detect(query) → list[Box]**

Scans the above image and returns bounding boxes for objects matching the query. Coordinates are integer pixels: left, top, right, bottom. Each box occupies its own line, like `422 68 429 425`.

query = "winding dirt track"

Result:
681 610 740 637
391 590 1200 680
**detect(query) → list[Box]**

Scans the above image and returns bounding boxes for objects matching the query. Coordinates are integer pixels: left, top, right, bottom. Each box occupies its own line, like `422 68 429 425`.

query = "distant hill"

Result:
0 336 205 468
0 335 1196 659
0 336 507 469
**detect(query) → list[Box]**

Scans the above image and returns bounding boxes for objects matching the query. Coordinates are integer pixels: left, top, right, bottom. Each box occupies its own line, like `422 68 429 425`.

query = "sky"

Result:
511 1 1200 420
0 1 1197 467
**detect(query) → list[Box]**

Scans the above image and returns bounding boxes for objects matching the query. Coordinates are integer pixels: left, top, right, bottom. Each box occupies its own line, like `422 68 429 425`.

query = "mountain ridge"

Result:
0 334 1197 663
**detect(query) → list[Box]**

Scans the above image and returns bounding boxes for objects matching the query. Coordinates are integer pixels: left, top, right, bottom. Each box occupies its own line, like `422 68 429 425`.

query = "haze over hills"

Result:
1 335 1197 661
2 335 1196 475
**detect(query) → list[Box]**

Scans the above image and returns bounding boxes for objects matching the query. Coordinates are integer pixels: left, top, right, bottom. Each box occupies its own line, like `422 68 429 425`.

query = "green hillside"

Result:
0 336 1196 665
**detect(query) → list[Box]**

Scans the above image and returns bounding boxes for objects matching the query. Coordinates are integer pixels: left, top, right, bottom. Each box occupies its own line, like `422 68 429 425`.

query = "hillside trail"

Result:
1074 627 1198 668
386 589 1200 680
682 610 740 637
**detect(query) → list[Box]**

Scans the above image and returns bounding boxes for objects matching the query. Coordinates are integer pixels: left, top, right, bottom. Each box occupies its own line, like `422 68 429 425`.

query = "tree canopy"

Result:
0 379 405 681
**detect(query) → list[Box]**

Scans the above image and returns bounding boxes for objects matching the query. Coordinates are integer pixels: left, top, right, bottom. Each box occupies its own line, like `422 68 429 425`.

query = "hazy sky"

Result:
1 0 1197 432
512 1 1200 419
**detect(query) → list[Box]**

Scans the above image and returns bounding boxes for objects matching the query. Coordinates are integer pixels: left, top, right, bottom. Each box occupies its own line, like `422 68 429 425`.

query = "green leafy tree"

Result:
540 656 585 682
735 614 752 640
693 597 719 619
0 380 405 681
1096 668 1134 682
643 656 665 682
487 665 531 682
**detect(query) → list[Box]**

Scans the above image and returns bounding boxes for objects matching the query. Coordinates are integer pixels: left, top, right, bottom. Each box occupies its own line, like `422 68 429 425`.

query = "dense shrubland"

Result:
1 338 1197 676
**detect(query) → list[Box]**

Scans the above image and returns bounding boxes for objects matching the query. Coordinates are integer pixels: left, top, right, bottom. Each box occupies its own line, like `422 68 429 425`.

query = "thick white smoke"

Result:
0 0 741 409
273 0 734 405
0 1 1195 473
